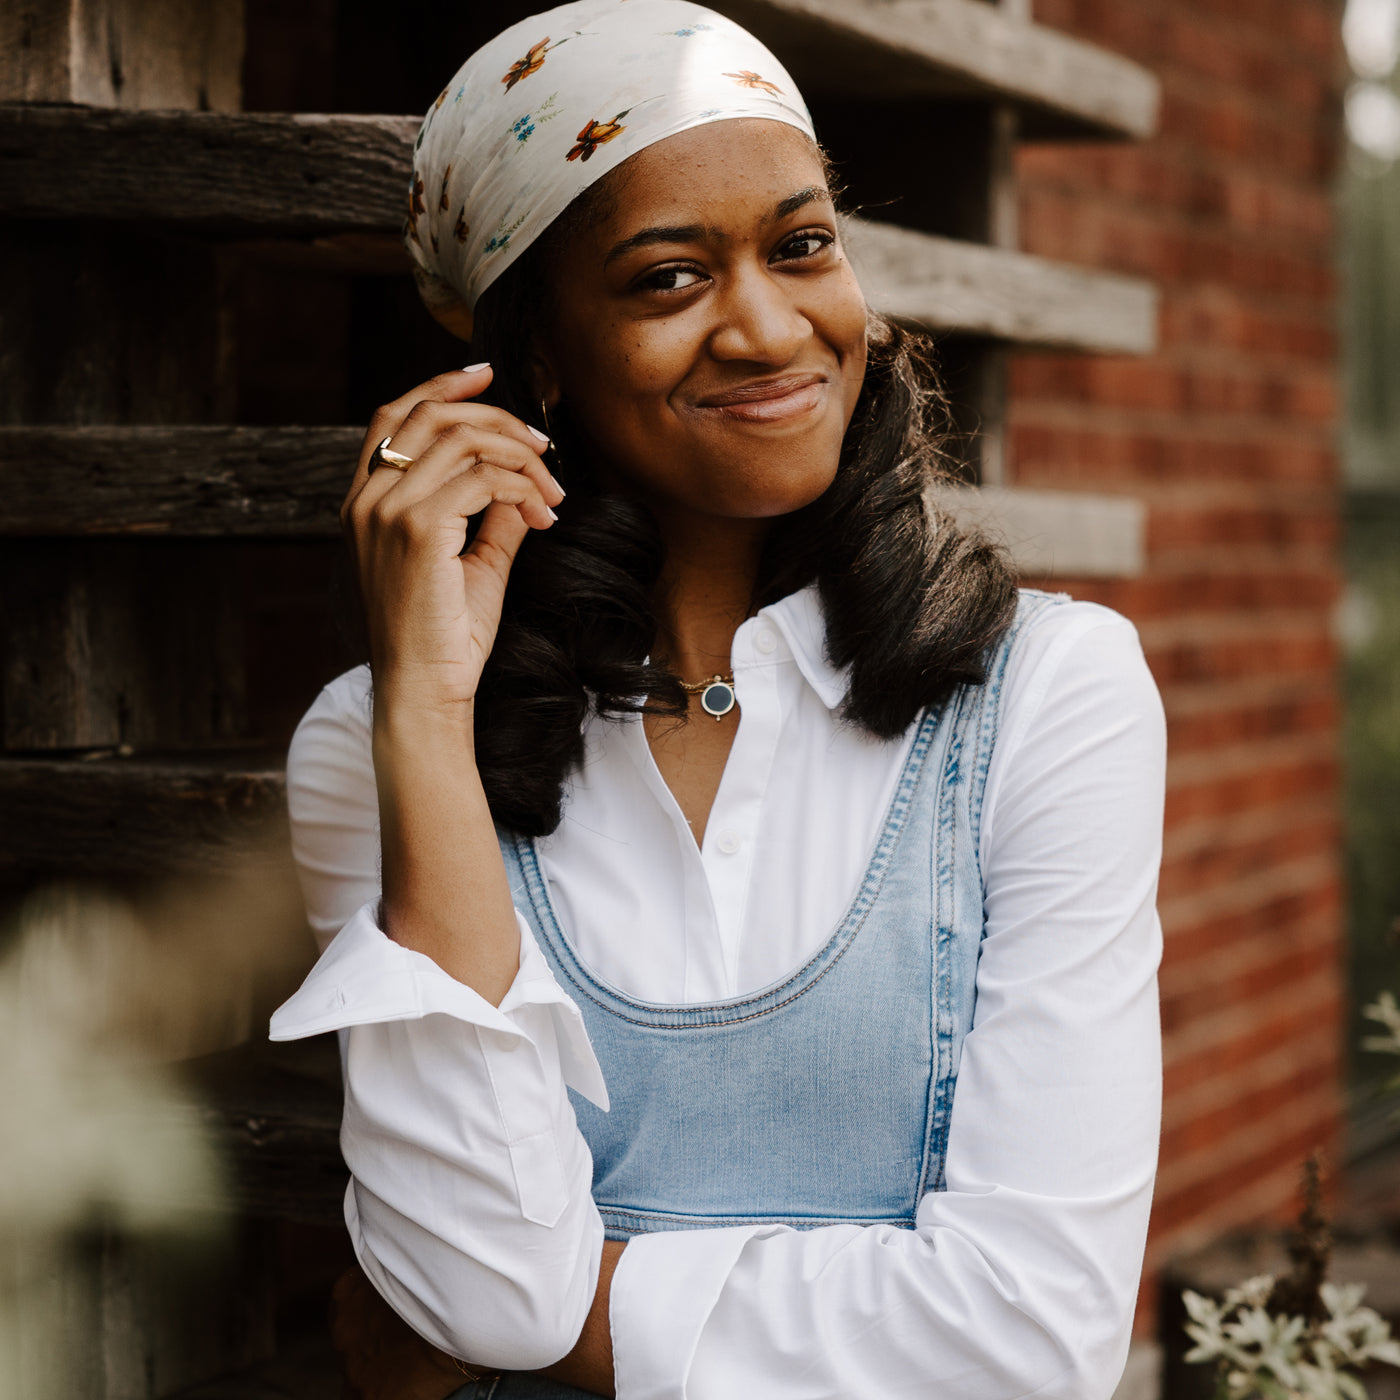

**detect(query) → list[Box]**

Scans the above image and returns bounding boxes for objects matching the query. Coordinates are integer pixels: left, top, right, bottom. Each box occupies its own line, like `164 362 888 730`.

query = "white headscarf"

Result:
406 0 815 335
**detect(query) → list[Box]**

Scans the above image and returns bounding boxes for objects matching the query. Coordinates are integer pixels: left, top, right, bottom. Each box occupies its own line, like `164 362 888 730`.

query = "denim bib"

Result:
453 590 1062 1397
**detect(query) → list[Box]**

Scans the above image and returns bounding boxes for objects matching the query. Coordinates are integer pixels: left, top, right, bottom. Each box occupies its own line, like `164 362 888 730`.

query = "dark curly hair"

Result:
460 184 1018 836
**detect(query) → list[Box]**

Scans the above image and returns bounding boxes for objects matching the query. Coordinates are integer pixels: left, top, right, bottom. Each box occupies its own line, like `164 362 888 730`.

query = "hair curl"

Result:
462 189 1018 835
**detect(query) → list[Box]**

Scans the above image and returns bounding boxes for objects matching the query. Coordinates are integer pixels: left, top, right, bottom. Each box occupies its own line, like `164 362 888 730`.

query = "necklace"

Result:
680 673 737 721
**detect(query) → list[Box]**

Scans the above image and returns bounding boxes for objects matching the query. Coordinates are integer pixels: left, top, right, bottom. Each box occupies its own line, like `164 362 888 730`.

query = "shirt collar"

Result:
749 584 850 712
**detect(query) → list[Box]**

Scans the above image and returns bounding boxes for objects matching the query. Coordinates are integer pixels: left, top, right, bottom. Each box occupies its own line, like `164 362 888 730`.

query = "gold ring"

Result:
369 436 414 473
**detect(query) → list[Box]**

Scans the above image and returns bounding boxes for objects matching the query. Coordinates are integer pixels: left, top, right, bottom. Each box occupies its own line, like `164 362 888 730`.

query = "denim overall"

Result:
449 591 1062 1397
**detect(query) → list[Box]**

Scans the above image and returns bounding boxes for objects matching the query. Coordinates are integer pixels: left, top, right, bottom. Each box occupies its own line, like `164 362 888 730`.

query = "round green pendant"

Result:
700 680 736 719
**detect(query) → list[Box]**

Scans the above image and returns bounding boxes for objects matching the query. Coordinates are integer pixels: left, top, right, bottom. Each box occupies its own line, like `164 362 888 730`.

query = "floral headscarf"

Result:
406 0 815 336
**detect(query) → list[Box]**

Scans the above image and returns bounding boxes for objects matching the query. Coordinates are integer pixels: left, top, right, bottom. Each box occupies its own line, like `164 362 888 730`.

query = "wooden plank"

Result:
0 0 244 110
186 1039 347 1227
934 484 1147 578
0 106 419 232
0 429 1148 577
0 426 357 536
0 752 288 877
164 1337 342 1400
718 0 1160 138
0 540 249 750
845 218 1160 354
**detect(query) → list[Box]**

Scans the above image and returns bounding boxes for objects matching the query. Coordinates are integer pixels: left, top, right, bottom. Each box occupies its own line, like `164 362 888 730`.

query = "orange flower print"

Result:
454 207 470 244
567 110 629 162
405 172 426 244
434 84 449 110
439 163 452 213
503 37 551 91
724 69 782 95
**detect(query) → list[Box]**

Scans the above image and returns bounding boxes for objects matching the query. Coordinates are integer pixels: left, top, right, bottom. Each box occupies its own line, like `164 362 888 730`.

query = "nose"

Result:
707 262 811 366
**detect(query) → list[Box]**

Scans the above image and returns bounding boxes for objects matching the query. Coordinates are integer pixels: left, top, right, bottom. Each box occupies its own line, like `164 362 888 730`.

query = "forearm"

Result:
373 697 520 1005
536 1238 625 1396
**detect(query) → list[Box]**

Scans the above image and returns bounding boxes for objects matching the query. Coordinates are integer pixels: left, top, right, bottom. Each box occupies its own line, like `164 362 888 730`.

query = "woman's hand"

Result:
341 364 564 719
331 1265 473 1400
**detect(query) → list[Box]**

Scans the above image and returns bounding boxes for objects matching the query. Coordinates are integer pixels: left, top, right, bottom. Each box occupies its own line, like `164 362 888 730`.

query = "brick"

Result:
1161 956 1341 1076
1161 1021 1340 1130
1020 0 1345 1301
1005 421 1338 488
1153 1094 1342 1229
1160 1056 1339 1161
1148 634 1334 689
1163 877 1340 971
1158 812 1338 906
1161 935 1342 1037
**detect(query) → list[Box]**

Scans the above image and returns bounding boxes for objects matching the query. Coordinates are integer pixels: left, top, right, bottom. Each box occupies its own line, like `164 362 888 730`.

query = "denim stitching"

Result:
512 703 944 1029
600 1206 914 1230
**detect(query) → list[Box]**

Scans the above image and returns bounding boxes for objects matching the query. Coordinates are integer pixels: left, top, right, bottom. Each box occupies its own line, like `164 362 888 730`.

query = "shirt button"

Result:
755 629 778 655
716 828 742 855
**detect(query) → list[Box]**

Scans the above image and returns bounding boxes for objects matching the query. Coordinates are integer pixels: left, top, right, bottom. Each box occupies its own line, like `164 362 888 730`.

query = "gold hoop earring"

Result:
540 398 562 471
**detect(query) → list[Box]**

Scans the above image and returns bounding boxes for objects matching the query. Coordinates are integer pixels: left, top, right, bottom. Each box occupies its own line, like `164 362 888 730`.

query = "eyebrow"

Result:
603 185 832 265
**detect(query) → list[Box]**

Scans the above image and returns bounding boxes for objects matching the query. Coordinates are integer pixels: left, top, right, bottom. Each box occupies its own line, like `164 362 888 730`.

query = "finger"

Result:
381 398 554 473
364 363 496 462
399 460 558 535
391 425 561 510
468 499 533 579
344 432 558 547
344 364 498 510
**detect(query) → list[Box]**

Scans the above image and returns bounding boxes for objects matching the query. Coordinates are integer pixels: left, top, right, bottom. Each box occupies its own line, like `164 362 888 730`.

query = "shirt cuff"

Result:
268 899 608 1109
610 1223 784 1400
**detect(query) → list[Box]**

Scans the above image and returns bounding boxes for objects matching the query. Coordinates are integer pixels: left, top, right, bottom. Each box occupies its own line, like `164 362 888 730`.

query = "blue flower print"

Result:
483 234 510 254
666 23 712 36
512 114 536 142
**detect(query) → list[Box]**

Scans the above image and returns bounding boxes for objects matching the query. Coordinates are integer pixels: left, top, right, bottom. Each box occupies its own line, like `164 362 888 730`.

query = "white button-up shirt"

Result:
271 587 1165 1399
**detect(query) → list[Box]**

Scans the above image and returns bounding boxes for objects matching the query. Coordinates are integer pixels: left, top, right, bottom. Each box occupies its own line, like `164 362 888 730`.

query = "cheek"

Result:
559 316 696 436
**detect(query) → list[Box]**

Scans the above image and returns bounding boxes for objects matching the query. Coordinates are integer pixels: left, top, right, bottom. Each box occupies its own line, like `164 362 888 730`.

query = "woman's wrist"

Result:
372 686 477 762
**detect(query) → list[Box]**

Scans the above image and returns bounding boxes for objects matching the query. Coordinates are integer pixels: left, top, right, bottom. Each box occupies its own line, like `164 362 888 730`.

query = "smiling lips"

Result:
695 373 828 424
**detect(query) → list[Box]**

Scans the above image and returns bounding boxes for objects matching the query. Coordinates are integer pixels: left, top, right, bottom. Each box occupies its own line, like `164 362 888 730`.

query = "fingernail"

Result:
527 425 550 444
550 474 565 496
462 361 490 372
546 506 559 522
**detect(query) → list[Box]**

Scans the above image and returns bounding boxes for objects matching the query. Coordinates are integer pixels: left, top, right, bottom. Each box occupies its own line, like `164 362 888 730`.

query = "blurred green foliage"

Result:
1343 495 1400 1094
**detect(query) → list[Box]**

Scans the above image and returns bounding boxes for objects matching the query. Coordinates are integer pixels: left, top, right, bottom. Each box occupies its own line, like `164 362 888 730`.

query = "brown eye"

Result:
775 231 835 262
639 265 706 293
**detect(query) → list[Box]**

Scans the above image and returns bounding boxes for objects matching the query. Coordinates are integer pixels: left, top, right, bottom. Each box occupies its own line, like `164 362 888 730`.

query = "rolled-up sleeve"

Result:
271 670 608 1370
609 610 1165 1400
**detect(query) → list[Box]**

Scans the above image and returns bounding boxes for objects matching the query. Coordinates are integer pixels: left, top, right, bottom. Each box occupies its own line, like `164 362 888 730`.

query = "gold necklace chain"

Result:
679 672 735 693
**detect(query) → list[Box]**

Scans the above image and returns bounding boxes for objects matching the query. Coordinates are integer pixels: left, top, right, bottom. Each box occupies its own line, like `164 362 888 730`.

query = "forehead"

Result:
598 118 828 230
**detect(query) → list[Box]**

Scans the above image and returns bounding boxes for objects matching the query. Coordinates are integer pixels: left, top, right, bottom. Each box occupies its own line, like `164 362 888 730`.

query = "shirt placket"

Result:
701 620 783 997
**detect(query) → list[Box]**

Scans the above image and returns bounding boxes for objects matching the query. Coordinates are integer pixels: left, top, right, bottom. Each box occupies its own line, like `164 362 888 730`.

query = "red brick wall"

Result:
1015 0 1347 1330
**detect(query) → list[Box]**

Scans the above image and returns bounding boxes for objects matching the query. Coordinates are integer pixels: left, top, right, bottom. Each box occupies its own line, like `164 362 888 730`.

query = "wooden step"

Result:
0 428 1147 576
186 1037 347 1228
0 425 358 536
165 1336 341 1400
0 750 288 877
0 106 420 231
722 0 1159 138
844 218 1159 355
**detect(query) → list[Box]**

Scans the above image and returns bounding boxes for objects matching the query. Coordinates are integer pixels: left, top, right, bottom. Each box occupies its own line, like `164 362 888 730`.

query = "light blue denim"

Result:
448 591 1065 1398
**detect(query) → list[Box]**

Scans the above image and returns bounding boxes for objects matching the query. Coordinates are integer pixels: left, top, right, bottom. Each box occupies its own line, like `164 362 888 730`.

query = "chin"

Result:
702 462 841 520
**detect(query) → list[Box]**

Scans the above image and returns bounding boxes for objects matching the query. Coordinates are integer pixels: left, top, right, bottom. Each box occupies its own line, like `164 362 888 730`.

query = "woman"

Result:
271 3 1165 1397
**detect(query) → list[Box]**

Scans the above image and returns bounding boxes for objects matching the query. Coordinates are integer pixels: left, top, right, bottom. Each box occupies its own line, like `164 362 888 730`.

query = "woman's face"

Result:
537 118 868 524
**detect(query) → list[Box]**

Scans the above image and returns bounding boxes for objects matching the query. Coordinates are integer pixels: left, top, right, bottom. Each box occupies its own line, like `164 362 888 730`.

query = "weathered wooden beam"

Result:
934 484 1148 578
1 428 1148 569
845 218 1160 355
0 426 357 536
0 752 287 877
0 0 244 110
0 106 419 233
187 1039 347 1228
718 0 1159 138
